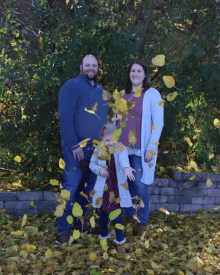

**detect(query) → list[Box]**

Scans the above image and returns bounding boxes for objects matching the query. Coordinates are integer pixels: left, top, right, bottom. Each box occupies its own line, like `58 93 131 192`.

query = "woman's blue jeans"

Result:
57 140 97 234
97 208 124 242
124 154 150 225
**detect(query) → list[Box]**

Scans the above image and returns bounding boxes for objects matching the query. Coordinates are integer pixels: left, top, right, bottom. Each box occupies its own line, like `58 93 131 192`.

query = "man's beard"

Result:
85 72 98 81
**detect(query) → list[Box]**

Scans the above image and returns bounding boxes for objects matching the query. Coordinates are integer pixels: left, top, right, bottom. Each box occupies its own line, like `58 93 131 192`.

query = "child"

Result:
89 123 136 254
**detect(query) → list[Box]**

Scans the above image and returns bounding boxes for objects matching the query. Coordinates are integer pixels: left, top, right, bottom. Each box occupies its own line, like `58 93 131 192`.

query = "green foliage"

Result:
0 0 219 191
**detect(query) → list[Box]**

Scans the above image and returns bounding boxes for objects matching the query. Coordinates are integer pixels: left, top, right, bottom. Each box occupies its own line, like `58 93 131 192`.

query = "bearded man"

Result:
56 55 109 245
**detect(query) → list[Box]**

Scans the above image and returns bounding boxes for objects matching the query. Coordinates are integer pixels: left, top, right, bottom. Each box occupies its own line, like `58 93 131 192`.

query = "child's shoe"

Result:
113 238 126 254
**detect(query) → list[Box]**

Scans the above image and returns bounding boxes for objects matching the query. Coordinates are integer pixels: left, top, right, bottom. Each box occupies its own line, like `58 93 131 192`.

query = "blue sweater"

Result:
58 74 108 148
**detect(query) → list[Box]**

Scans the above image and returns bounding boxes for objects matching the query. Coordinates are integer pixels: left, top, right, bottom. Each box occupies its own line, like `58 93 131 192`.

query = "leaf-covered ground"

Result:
0 209 220 275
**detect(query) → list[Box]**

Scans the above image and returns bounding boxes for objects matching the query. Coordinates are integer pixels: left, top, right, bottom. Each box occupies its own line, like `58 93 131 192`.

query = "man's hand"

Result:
72 147 84 161
124 167 136 181
99 168 109 178
144 150 153 162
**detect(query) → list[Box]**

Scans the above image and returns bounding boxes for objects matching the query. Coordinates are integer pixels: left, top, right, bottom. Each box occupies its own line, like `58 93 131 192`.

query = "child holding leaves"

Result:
89 123 136 254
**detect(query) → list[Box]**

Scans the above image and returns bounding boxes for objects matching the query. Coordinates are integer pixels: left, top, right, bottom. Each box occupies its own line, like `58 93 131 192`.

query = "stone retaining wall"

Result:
0 171 219 216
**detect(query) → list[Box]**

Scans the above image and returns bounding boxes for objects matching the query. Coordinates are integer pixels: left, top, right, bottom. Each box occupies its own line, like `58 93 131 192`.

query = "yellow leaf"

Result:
133 214 140 223
109 191 115 203
180 183 187 187
20 244 36 251
65 29 70 34
72 202 83 217
95 197 103 207
190 160 198 171
45 249 53 259
189 117 195 124
79 138 91 148
39 36 43 44
116 142 124 153
90 216 95 228
12 182 23 187
167 91 178 101
89 190 96 197
121 182 129 190
109 209 121 220
151 261 161 270
184 137 193 147
134 87 143 97
151 124 156 131
73 229 80 240
152 54 165 66
111 135 119 142
90 252 98 261
189 175 196 180
11 230 23 236
24 189 31 191
120 118 128 128
213 205 220 210
159 207 170 215
0 208 5 213
109 146 116 154
159 99 165 106
100 238 109 251
14 156 21 162
104 183 108 191
93 151 99 157
54 204 65 217
21 214 27 227
92 102 98 111
138 168 141 172
209 154 214 160
115 197 121 203
115 223 124 230
148 149 156 156
23 251 28 258
103 252 109 259
101 165 108 169
145 240 149 248
112 128 122 137
102 90 111 101
163 76 175 88
128 130 137 145
50 179 59 186
151 142 159 146
206 179 213 187
59 158 66 169
84 107 95 114
80 191 88 199
60 190 71 199
135 248 143 255
213 118 220 128
66 215 73 224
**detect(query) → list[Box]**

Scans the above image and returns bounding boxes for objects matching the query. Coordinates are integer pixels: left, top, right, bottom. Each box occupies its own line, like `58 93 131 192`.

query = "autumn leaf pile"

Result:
0 209 220 274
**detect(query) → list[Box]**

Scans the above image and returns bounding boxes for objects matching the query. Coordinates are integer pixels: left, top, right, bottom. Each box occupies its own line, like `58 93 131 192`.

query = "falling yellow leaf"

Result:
21 214 27 227
89 190 96 197
159 207 170 215
66 215 73 224
59 158 66 169
89 252 98 261
159 99 165 106
93 151 99 157
151 124 157 131
100 239 109 251
116 142 124 153
167 92 178 101
104 183 108 191
184 137 193 147
115 197 121 203
84 107 95 114
189 175 196 180
109 191 115 203
163 76 175 88
213 205 220 210
148 149 156 156
109 146 116 154
134 87 143 97
115 223 124 230
209 154 214 160
73 229 80 240
72 202 83 217
39 36 43 44
213 118 220 128
30 201 36 207
54 204 65 217
65 29 70 34
109 209 121 220
151 142 159 146
128 130 137 145
92 102 98 111
206 179 213 187
50 179 59 186
45 249 53 259
60 190 71 199
95 197 103 207
152 54 165 66
102 90 111 100
121 182 129 190
120 118 128 128
79 138 91 148
90 216 95 228
80 191 88 199
14 156 21 162
138 168 141 172
112 128 122 137
133 214 141 223
180 183 187 187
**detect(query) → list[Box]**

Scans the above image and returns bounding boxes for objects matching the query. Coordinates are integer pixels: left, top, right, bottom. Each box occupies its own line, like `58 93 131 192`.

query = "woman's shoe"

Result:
137 224 147 237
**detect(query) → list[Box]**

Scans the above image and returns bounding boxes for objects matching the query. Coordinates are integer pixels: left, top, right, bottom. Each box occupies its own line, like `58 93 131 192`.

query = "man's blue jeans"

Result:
124 154 150 225
57 140 97 234
97 208 124 242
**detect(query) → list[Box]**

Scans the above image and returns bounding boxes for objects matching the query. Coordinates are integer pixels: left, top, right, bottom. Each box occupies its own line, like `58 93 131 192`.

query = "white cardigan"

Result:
113 87 164 185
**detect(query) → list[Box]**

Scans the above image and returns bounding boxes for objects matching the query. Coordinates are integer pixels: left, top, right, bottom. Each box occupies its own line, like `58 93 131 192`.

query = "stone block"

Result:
150 195 167 203
17 191 43 201
149 203 155 213
160 188 179 196
184 189 208 197
44 191 56 201
203 205 220 212
194 182 218 188
4 208 17 215
168 196 191 204
153 178 169 187
15 209 43 216
148 187 160 195
190 172 207 181
0 192 17 201
207 173 220 182
215 197 220 204
171 171 182 180
207 189 220 196
5 201 31 209
180 204 203 212
0 201 3 208
192 197 215 204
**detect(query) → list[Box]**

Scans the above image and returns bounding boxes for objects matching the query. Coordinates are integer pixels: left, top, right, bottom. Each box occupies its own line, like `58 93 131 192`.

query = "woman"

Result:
113 59 164 237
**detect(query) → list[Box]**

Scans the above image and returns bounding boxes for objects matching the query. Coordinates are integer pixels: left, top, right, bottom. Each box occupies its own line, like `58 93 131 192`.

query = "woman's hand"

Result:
144 151 153 162
99 168 109 178
124 167 136 181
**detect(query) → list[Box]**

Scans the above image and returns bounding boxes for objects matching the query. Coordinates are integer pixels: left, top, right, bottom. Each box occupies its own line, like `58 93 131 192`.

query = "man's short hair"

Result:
81 55 98 65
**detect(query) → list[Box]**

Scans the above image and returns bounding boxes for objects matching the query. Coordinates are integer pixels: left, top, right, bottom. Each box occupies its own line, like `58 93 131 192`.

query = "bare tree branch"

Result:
138 0 154 58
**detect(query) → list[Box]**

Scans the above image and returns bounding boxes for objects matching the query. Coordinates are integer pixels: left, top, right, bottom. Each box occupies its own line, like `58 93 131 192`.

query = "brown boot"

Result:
126 217 134 224
137 224 147 237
